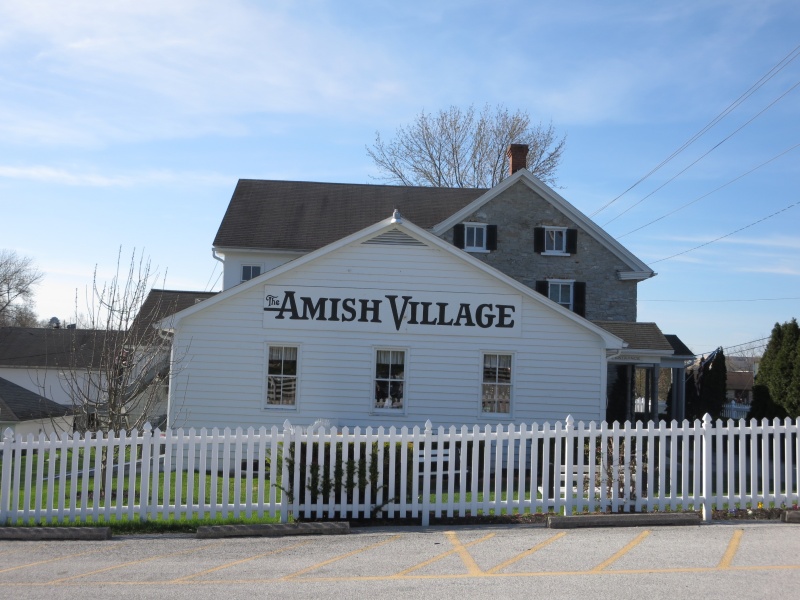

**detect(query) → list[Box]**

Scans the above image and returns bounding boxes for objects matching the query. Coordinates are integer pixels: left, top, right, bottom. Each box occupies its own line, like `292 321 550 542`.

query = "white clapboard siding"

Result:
169 239 607 431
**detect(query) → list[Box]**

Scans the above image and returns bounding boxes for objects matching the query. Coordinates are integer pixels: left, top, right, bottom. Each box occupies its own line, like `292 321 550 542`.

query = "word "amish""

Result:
264 291 515 330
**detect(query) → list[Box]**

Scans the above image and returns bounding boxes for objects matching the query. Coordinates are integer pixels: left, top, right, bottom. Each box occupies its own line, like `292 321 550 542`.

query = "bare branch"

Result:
0 249 43 326
367 104 566 188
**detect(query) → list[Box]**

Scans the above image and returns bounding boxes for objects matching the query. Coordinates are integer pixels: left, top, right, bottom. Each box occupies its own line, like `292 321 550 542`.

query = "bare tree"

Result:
0 249 43 326
60 249 179 435
367 104 566 188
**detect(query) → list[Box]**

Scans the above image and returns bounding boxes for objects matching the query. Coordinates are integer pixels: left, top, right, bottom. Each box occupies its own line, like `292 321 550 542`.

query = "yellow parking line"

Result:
486 531 567 574
171 540 311 582
0 545 120 574
444 531 485 576
590 530 650 572
47 542 222 583
396 532 495 576
718 529 743 569
280 535 401 580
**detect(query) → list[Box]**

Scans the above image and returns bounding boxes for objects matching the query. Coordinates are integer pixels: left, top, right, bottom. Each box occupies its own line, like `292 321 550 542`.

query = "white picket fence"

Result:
1 415 798 526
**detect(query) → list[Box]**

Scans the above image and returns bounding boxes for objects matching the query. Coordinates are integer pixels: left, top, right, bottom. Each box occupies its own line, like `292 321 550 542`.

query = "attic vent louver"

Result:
362 228 426 246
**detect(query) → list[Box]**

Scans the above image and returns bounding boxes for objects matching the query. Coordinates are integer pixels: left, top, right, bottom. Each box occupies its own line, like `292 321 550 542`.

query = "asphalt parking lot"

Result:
1 522 799 599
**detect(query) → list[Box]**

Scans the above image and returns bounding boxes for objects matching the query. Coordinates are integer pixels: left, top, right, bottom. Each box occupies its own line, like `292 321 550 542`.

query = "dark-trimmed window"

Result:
375 349 405 410
534 227 577 254
454 223 497 252
482 353 512 414
535 280 586 317
242 265 262 283
266 346 297 407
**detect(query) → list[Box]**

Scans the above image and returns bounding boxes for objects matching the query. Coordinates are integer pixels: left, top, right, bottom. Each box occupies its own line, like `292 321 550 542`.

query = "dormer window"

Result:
534 227 578 255
453 223 498 252
241 265 262 283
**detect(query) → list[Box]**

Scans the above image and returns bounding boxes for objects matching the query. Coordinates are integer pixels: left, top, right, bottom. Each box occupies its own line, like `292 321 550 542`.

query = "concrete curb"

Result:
196 521 350 539
547 513 702 529
0 527 112 541
782 510 800 523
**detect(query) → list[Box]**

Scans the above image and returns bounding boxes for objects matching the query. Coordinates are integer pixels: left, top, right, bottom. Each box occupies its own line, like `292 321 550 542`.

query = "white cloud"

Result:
0 1 407 145
0 164 231 186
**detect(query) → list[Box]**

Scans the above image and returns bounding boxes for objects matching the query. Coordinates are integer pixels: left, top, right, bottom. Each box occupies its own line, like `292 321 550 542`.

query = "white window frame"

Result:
264 343 300 410
543 227 569 255
241 264 262 283
480 352 514 416
547 279 574 311
464 223 488 253
372 347 408 415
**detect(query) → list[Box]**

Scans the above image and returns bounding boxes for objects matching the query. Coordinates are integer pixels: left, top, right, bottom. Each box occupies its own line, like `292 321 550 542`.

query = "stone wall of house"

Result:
440 181 640 322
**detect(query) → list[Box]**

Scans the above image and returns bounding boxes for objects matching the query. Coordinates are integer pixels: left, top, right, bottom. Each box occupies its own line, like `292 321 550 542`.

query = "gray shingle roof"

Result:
664 334 695 357
0 327 120 369
128 289 217 340
0 377 71 422
592 321 674 352
213 179 486 251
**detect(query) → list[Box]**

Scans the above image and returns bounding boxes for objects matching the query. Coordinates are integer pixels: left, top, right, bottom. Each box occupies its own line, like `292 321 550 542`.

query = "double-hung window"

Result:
545 227 567 253
482 353 512 414
547 280 573 310
242 265 262 283
266 346 297 407
464 224 487 251
534 227 577 255
453 223 497 252
374 349 405 410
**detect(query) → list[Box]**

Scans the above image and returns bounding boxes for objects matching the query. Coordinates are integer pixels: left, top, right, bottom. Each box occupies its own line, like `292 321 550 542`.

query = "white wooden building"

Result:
163 211 625 430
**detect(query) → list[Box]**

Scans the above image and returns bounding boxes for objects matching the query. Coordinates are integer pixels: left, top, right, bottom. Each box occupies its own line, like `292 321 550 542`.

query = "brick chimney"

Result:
507 144 528 175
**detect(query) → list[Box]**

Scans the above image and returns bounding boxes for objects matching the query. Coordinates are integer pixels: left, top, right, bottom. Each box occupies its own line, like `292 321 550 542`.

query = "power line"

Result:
203 262 218 292
591 43 800 218
619 142 800 238
649 199 800 264
603 77 800 227
639 297 800 303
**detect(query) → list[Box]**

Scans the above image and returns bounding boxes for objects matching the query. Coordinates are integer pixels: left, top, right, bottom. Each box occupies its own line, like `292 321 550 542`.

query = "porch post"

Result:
652 364 660 422
625 365 633 422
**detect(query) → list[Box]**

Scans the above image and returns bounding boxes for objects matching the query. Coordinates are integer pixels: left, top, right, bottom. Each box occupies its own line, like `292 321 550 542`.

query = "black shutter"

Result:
535 280 549 296
533 227 544 253
486 225 497 250
573 282 586 317
566 229 578 254
453 224 465 249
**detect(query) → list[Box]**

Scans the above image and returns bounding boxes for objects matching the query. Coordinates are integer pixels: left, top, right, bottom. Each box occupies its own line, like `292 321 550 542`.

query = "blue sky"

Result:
1 0 798 357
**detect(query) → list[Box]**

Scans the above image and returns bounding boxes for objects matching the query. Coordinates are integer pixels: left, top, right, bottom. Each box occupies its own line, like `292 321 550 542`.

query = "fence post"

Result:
701 413 713 522
564 415 574 516
280 420 292 523
0 428 13 524
421 420 432 526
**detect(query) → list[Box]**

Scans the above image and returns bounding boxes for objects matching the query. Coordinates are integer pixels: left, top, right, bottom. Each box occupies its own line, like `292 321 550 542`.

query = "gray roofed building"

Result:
213 179 485 251
592 321 674 353
0 327 120 369
0 376 71 422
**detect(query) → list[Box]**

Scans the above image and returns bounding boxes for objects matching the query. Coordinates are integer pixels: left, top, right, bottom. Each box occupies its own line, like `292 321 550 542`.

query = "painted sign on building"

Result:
264 286 521 336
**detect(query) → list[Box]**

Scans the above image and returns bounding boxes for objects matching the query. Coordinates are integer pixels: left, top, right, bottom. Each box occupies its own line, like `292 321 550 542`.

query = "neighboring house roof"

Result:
665 334 695 358
0 327 119 369
169 212 626 349
129 289 217 340
726 356 760 372
213 179 484 251
593 321 674 353
727 371 754 391
0 376 71 422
